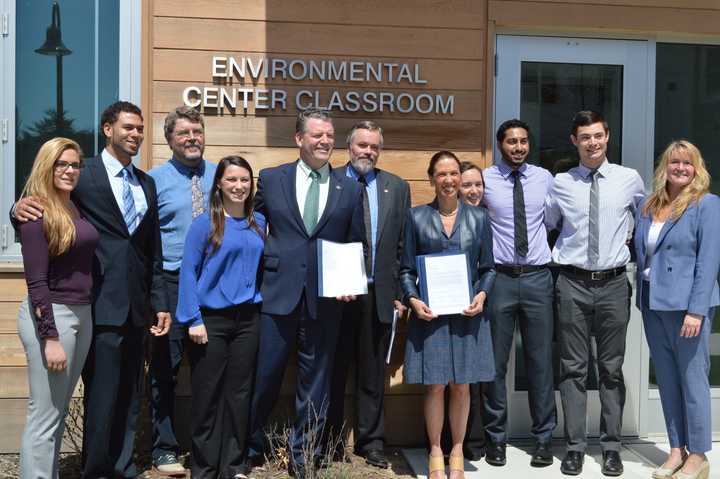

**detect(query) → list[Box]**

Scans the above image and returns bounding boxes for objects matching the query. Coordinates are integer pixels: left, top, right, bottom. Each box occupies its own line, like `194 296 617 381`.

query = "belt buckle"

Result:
591 271 603 281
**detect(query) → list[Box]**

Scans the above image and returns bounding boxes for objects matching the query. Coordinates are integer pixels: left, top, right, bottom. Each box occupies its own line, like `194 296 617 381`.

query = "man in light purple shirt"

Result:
480 119 557 468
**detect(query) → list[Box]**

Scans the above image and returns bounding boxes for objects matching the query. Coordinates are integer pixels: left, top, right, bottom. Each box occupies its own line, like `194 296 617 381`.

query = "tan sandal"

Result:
449 455 465 479
428 454 446 479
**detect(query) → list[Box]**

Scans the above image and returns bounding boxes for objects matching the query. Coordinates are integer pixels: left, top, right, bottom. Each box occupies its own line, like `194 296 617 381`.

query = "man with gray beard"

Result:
326 120 411 468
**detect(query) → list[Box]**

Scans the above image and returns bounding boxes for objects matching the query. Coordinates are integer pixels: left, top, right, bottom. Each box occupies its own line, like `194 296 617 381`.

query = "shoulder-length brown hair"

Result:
207 155 263 254
20 137 83 256
643 140 710 219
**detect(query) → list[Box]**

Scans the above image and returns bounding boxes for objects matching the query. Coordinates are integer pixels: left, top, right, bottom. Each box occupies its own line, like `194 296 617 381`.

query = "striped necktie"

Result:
303 170 320 233
588 170 600 267
121 167 137 233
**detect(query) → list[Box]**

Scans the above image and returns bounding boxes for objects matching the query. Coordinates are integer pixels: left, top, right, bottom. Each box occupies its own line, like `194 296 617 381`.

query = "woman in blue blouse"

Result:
177 155 265 479
400 151 496 479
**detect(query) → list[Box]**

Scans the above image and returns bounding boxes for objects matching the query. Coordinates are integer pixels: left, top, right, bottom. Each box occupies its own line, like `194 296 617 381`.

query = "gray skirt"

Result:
403 312 495 385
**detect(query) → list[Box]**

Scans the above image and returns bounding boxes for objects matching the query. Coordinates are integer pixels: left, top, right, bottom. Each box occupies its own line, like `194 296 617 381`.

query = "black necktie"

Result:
512 170 528 257
358 176 373 276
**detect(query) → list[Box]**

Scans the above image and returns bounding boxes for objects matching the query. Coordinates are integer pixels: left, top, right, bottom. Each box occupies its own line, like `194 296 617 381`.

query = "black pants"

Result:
188 304 259 479
81 323 145 479
483 268 557 444
556 272 630 453
327 288 390 453
148 270 187 460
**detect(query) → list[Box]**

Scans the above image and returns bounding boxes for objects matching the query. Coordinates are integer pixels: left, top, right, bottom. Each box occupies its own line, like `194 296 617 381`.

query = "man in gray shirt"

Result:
545 110 645 477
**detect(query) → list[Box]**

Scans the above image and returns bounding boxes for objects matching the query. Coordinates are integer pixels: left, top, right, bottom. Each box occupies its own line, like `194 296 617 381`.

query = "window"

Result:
1 0 140 262
654 42 720 388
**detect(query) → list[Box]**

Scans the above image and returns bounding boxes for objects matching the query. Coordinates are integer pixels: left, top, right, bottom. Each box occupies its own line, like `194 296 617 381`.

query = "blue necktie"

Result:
121 167 137 233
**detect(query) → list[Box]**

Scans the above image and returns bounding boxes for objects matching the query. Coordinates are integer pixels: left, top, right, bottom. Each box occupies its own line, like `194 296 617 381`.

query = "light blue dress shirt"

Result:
149 158 216 271
101 149 148 232
345 165 378 278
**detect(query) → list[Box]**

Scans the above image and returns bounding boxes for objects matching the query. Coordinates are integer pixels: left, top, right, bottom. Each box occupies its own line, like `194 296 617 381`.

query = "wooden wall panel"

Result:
0 275 26 302
154 0 487 28
154 50 484 91
0 334 27 367
0 302 20 333
152 114 485 150
154 18 485 60
492 0 720 9
489 1 720 34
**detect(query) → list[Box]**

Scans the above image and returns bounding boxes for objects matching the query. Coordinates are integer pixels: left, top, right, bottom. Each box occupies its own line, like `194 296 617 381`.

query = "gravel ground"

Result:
0 449 415 478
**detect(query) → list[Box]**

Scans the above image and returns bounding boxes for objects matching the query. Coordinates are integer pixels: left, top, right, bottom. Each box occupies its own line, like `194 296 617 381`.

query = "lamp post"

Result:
35 1 72 130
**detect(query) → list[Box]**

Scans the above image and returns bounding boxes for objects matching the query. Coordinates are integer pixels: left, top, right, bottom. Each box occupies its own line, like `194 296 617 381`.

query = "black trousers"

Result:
148 270 187 460
482 268 557 444
556 272 630 453
327 288 390 453
188 304 259 479
81 323 145 479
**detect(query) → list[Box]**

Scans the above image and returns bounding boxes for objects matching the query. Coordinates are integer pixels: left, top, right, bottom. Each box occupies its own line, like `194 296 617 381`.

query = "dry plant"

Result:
63 382 84 454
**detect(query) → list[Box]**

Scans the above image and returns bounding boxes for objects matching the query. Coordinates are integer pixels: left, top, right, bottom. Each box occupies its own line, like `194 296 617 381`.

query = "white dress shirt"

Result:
295 159 330 223
545 159 645 270
101 149 148 231
642 221 665 280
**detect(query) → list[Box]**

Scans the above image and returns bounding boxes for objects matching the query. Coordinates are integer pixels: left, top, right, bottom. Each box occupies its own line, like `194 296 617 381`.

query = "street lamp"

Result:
35 1 72 130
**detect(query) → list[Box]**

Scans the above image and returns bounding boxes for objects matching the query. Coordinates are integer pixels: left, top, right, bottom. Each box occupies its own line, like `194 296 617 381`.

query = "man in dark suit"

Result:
326 120 410 468
14 101 170 479
247 108 365 479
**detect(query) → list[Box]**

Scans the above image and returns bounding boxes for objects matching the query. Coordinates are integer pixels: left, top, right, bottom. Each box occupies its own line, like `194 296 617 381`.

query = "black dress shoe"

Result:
485 442 507 466
560 451 584 475
530 441 553 467
362 449 390 468
601 450 624 476
463 445 485 461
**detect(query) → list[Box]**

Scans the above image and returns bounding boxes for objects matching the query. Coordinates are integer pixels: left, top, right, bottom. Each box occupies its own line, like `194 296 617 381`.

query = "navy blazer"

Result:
254 160 365 318
399 200 496 306
634 193 720 317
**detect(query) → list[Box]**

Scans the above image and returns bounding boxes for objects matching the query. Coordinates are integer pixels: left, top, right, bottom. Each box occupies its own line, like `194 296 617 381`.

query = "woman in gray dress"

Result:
400 151 496 479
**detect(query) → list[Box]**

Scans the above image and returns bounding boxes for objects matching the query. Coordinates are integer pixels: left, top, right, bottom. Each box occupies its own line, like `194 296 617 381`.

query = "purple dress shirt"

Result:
482 162 553 265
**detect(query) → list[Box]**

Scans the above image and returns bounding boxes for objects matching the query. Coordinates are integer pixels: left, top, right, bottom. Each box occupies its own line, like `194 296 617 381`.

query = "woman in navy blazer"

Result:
634 140 720 479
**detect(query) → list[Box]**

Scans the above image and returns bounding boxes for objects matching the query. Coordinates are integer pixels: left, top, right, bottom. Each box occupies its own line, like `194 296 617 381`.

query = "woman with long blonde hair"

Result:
16 137 99 478
634 140 719 479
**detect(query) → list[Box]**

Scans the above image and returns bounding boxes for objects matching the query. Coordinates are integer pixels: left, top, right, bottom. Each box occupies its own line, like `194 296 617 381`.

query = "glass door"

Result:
494 35 652 439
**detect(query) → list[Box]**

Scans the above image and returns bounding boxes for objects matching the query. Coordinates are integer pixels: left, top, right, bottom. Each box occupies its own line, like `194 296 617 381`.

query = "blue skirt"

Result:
403 313 495 385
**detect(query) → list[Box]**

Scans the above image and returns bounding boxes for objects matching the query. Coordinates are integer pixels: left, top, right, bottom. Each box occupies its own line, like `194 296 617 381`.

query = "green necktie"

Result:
303 170 320 233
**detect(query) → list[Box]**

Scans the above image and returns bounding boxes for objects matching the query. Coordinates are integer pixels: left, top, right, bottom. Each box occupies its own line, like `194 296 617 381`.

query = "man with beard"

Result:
146 106 216 476
12 101 171 478
326 120 411 468
479 119 556 467
545 110 645 476
247 108 366 479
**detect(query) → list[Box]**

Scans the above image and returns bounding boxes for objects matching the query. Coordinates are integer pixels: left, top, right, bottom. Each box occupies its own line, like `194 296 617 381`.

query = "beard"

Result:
350 157 375 175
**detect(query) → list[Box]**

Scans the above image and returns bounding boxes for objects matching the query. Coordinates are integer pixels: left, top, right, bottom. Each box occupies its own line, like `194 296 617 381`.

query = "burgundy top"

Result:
19 213 99 338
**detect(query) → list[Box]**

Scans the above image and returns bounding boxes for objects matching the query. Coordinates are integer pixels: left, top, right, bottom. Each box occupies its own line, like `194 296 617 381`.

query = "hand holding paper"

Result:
462 291 486 316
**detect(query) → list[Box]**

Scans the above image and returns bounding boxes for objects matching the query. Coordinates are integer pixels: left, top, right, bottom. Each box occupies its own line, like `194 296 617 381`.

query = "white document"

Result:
385 309 399 365
423 253 471 316
318 240 368 297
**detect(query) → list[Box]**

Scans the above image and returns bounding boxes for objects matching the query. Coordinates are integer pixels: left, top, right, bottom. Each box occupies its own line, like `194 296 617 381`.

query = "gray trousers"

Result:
555 273 630 453
17 298 92 479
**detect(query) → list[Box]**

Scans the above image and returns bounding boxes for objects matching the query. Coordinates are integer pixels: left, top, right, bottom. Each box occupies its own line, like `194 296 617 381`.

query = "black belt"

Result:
560 265 626 281
495 264 548 275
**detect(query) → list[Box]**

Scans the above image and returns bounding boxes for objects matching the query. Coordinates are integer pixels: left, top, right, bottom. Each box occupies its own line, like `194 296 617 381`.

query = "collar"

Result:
298 159 330 180
578 158 610 179
498 161 527 180
345 163 376 183
102 148 134 178
170 156 206 177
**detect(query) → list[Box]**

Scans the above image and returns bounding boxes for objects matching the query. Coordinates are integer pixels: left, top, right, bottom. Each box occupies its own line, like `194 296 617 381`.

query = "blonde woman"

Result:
16 138 98 478
634 140 719 479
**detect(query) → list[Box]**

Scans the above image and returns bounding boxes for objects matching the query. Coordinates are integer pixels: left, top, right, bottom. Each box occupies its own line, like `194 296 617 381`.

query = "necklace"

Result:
439 207 458 217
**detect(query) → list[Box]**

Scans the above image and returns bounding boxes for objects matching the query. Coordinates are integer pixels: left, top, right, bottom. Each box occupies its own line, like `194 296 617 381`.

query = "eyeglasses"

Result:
54 161 84 172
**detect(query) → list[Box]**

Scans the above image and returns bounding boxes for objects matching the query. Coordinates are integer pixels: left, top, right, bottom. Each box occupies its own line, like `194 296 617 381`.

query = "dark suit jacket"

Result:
400 200 496 304
339 164 411 324
71 155 167 327
254 160 365 318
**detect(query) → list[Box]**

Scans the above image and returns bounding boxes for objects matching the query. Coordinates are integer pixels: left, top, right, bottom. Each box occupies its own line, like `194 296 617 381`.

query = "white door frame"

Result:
494 34 653 440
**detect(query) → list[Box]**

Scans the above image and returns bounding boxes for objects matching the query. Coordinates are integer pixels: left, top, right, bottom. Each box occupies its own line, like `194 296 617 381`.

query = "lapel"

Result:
87 156 127 232
280 161 307 236
134 169 153 234
375 169 391 243
654 213 681 250
313 165 342 236
636 212 650 264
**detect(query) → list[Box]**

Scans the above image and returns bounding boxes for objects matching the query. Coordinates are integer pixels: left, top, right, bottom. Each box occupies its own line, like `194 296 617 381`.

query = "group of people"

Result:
11 101 717 479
